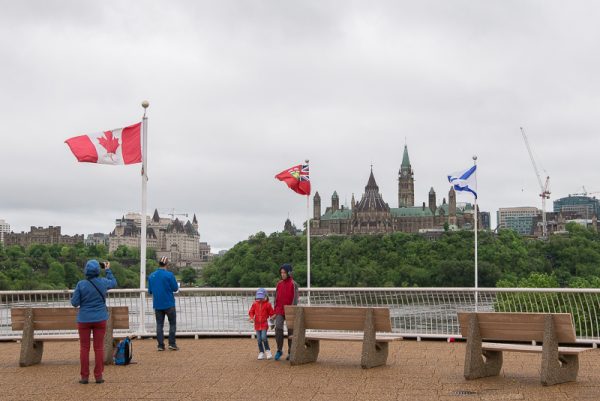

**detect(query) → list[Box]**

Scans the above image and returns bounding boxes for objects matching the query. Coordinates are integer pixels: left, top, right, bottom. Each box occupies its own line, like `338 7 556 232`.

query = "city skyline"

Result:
1 1 599 250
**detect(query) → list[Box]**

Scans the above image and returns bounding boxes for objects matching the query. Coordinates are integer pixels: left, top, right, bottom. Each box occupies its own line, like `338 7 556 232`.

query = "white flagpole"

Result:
306 159 311 305
139 100 149 334
473 155 478 312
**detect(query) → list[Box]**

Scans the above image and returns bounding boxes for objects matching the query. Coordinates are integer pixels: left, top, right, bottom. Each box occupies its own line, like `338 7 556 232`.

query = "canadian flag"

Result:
65 122 142 165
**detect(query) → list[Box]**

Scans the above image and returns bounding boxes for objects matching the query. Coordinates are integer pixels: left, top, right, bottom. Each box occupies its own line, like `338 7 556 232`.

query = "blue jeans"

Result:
155 307 177 347
256 329 270 353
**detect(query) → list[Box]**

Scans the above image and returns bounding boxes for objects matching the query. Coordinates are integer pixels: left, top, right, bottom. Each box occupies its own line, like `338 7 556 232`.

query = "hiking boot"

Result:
257 352 265 360
265 350 272 360
274 350 282 360
79 379 89 385
168 344 179 351
157 345 165 351
95 378 105 384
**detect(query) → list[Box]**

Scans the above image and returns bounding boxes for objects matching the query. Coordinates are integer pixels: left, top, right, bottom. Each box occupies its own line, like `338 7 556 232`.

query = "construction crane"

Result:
570 186 600 197
159 208 189 220
520 127 551 238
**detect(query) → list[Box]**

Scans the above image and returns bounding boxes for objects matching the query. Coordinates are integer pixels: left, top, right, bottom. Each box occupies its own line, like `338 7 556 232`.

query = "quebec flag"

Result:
448 165 477 198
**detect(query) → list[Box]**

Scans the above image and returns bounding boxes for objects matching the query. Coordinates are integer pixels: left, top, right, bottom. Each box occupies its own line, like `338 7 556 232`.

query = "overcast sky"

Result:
1 1 599 251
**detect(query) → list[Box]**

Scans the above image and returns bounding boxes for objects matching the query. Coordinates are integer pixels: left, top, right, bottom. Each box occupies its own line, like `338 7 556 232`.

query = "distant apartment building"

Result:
109 210 211 268
85 233 109 247
553 195 600 219
497 207 539 235
4 226 84 247
0 219 10 244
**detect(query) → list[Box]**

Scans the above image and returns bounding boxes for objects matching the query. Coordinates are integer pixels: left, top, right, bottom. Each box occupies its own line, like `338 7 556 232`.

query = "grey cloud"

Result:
1 1 599 250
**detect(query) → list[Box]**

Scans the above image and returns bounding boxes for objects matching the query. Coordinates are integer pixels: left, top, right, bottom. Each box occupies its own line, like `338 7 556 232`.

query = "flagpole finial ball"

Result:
141 100 149 108
472 155 478 161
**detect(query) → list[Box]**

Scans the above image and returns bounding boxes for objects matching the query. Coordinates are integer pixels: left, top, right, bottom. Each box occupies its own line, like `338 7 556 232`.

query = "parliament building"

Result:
310 146 478 236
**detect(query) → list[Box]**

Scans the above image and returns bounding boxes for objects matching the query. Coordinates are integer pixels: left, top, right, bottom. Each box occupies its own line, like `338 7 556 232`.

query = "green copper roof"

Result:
391 207 433 217
401 145 411 168
320 208 352 221
332 191 339 199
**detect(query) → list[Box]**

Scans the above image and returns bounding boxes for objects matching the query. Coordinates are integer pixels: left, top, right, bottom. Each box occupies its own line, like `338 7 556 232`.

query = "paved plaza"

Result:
0 338 598 400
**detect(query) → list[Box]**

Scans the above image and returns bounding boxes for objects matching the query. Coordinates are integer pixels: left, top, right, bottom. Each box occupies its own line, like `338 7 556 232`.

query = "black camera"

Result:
99 261 107 269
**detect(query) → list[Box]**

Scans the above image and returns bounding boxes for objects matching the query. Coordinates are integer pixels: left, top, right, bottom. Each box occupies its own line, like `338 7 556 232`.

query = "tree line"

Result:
1 223 599 290
203 223 600 289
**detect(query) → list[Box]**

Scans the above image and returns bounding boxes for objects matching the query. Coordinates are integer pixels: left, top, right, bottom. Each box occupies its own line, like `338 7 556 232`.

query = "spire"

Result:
152 209 160 223
314 191 320 200
192 214 198 224
429 187 435 194
355 167 389 213
401 145 411 168
332 191 339 200
366 169 379 192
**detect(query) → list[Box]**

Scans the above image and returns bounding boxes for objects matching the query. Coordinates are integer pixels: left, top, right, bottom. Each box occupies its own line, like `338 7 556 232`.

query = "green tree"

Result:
180 268 197 286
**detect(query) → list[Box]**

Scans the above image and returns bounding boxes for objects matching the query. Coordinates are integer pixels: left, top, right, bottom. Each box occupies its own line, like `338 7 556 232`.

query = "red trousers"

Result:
77 320 106 380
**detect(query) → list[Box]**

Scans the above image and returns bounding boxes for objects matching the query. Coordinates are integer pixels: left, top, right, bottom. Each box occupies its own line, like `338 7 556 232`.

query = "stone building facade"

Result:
4 226 84 246
109 210 210 268
310 145 478 236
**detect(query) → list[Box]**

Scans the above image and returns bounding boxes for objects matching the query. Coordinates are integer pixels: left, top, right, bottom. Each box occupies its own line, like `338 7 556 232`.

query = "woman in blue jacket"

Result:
71 259 117 384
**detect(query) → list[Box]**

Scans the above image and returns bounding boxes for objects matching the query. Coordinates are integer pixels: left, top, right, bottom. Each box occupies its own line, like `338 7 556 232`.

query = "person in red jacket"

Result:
273 263 299 361
248 288 275 360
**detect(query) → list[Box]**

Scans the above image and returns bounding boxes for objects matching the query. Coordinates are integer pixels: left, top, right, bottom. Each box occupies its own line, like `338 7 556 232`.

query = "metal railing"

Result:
1 288 599 344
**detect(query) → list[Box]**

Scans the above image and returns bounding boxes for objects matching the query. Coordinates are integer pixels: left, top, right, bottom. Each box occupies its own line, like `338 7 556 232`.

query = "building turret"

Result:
332 191 339 212
351 193 356 209
283 218 297 235
448 187 457 226
152 209 160 223
398 145 415 207
449 187 456 215
313 192 321 220
192 214 198 230
428 187 436 213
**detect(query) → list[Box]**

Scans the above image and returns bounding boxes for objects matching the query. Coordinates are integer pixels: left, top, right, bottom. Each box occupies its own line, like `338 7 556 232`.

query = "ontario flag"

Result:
275 162 311 195
65 122 142 165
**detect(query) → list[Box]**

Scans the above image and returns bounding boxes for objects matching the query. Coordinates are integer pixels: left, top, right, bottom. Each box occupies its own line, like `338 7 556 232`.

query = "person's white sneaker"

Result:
265 350 272 360
257 352 265 360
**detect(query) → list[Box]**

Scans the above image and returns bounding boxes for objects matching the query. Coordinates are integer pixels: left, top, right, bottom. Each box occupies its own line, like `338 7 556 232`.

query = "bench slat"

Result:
305 332 402 342
482 342 591 355
285 306 392 332
458 312 576 343
11 307 130 331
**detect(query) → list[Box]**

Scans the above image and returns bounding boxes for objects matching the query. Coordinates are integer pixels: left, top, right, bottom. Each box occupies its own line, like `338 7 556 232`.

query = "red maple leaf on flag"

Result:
97 131 120 154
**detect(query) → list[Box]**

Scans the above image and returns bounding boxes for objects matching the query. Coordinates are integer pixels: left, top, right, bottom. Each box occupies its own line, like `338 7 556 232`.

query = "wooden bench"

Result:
458 312 592 385
285 305 402 369
11 306 129 367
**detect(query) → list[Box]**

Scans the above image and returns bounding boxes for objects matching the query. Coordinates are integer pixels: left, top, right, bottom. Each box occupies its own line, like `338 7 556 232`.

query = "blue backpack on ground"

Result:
113 337 133 365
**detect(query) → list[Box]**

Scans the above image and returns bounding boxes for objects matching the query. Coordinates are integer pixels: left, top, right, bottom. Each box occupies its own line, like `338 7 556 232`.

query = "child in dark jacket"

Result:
248 288 275 360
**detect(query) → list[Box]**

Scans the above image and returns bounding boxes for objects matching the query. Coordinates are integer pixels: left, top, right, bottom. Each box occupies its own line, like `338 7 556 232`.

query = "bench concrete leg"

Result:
19 308 44 367
464 313 503 380
361 308 389 369
103 309 115 365
541 315 579 386
289 307 320 366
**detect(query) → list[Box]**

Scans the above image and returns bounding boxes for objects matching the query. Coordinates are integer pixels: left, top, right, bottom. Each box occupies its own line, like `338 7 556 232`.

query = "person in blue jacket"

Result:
148 256 179 351
71 259 117 384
